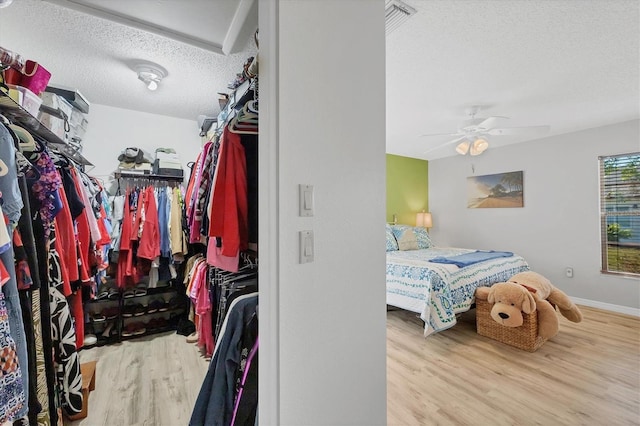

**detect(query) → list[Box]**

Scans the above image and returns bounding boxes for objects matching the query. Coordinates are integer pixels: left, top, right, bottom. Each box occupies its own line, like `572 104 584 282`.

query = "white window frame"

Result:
599 152 640 277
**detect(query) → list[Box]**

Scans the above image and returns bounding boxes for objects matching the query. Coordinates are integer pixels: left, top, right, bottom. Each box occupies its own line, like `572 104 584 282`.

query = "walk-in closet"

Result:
0 1 259 424
0 1 391 425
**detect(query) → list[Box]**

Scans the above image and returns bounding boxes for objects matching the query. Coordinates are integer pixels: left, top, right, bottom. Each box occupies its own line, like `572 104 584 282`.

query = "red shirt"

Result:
54 184 79 284
70 168 91 283
208 127 248 257
137 186 160 260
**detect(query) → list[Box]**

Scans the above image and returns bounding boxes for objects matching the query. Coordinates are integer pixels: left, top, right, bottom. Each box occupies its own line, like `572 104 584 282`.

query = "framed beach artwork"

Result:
467 171 524 208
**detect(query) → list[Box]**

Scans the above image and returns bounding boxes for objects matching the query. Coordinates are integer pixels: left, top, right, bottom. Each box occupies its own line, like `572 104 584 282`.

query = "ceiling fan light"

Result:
456 140 470 155
134 62 167 91
146 80 159 91
470 138 489 156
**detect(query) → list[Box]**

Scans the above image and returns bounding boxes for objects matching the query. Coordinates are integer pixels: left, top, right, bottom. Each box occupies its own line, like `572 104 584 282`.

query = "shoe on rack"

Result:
102 307 119 320
122 304 136 318
122 323 135 337
132 322 146 335
186 332 199 344
134 282 148 297
123 288 136 298
134 303 146 317
101 322 114 338
90 312 106 322
107 287 120 300
96 288 110 300
84 334 97 347
158 299 169 312
147 299 164 314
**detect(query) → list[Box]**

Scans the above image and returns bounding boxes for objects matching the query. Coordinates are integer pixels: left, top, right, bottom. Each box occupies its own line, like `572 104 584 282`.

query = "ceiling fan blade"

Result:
475 116 509 131
486 125 550 136
423 136 467 153
419 132 461 138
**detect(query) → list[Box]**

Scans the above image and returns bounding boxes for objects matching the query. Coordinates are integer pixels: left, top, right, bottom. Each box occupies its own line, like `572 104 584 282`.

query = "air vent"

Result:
385 0 417 34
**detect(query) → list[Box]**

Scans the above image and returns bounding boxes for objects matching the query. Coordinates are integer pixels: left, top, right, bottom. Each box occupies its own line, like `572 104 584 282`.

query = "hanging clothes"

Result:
138 185 160 260
189 293 258 426
0 125 30 421
0 287 25 424
46 224 83 416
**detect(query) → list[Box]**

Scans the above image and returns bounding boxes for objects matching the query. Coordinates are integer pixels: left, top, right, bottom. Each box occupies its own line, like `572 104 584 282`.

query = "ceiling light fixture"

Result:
455 140 471 155
385 0 417 34
456 138 489 156
470 138 489 156
135 63 167 91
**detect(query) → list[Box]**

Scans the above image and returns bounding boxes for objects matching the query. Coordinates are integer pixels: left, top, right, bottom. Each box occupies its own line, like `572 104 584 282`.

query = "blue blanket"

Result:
429 250 514 268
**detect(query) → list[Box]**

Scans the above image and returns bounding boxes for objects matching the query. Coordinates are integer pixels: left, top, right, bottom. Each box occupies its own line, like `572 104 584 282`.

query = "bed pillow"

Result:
391 225 433 250
413 227 433 249
385 224 399 251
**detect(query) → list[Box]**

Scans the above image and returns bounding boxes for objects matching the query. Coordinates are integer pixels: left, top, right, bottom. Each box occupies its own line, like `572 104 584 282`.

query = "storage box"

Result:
38 110 65 139
45 85 90 113
153 159 183 177
40 91 73 120
476 298 547 352
70 108 88 128
8 84 42 117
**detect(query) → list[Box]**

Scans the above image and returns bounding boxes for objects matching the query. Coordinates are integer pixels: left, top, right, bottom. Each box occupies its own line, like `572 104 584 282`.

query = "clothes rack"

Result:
189 48 259 426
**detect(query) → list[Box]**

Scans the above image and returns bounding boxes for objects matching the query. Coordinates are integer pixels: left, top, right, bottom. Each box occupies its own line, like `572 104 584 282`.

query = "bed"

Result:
386 225 530 336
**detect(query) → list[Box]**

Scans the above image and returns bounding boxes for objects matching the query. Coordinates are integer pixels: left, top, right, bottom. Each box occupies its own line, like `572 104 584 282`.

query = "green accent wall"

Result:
386 154 428 226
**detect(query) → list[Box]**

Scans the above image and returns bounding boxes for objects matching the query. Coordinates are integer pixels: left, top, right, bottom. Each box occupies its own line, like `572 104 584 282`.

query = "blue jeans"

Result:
2 242 29 419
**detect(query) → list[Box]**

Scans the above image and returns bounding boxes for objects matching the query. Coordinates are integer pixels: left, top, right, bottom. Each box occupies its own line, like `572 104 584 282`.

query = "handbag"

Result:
2 67 22 86
19 60 51 95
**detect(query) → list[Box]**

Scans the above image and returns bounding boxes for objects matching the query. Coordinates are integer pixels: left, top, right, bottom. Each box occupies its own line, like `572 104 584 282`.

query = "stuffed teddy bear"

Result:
475 271 583 339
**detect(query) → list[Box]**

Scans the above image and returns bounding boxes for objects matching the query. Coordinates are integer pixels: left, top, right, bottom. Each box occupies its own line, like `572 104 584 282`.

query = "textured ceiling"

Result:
0 0 636 155
386 0 640 160
0 0 258 120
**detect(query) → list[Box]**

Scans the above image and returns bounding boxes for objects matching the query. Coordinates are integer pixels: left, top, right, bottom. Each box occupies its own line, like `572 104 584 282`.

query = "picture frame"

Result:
467 171 524 208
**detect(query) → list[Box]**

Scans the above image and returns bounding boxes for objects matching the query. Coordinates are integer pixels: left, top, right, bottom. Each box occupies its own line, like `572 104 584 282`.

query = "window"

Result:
599 152 640 276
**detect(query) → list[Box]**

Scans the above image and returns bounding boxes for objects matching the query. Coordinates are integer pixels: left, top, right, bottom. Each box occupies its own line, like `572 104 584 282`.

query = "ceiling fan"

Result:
421 106 550 156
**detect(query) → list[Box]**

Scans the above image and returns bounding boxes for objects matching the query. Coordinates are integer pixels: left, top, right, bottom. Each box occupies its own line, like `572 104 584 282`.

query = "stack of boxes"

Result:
153 148 183 177
39 85 89 148
6 84 42 117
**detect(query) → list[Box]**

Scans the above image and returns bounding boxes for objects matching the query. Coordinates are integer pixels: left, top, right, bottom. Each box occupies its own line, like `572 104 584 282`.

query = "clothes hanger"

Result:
247 100 259 114
8 124 37 152
228 114 258 135
15 150 41 181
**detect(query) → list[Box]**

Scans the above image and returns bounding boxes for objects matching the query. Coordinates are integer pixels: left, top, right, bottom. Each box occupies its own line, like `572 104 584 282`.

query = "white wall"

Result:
81 103 202 185
429 120 640 311
260 0 387 424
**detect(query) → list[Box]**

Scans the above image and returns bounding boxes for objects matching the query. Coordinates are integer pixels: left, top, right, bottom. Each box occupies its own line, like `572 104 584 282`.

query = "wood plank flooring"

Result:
67 332 209 426
387 306 640 426
65 307 638 426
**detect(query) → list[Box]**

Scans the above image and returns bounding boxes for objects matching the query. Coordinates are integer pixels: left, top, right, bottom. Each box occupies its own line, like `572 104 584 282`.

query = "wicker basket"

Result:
476 298 547 352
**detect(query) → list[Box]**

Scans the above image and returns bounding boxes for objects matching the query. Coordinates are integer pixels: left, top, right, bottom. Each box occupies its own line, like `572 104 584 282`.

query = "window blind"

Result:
599 152 640 275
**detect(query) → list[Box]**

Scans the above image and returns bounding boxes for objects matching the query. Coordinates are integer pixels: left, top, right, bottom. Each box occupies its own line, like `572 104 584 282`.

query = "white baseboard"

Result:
571 297 640 317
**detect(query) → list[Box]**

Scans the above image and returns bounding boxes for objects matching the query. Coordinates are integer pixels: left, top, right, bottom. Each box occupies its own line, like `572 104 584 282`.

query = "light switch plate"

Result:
299 230 314 263
299 184 314 217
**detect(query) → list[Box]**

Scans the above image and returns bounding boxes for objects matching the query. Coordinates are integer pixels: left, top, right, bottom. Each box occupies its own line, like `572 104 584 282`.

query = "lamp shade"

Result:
456 140 470 155
470 138 489 156
416 211 432 228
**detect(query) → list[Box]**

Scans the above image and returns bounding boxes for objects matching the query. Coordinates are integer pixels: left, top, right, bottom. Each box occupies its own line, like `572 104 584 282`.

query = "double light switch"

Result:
299 184 314 263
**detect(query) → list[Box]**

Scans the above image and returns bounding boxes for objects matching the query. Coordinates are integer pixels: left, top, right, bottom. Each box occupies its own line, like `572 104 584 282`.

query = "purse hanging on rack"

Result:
19 60 51 96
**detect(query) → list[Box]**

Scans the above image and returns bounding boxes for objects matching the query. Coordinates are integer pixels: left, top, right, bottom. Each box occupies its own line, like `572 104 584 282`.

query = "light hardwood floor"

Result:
387 306 640 426
68 332 209 426
65 307 638 426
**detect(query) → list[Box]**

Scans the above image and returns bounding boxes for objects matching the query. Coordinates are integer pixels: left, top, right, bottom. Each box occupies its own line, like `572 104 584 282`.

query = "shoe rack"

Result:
83 280 188 347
